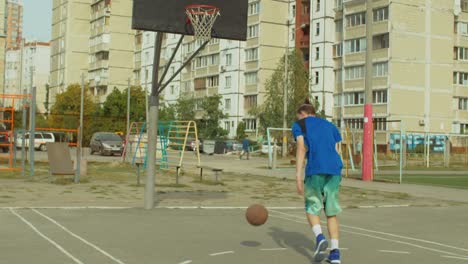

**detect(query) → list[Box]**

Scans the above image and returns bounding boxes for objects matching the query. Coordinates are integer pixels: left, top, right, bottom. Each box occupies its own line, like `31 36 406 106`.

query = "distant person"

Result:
293 99 343 264
239 137 250 160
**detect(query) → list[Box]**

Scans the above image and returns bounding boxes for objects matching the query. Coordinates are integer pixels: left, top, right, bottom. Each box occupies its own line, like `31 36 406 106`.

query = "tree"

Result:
49 84 100 146
252 49 324 133
197 95 228 139
100 86 147 132
159 103 176 121
236 121 247 140
174 96 197 121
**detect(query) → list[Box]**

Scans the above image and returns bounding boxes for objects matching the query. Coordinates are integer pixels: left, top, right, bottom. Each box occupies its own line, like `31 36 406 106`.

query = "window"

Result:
454 72 468 85
195 56 208 68
333 43 343 57
207 76 219 87
456 47 468 60
373 33 390 49
209 38 219 45
373 90 388 104
335 0 343 10
245 72 257 85
315 22 320 36
374 118 387 131
315 47 320 60
345 38 366 53
208 54 219 65
373 7 389 22
245 95 258 109
245 119 257 131
334 94 342 107
226 54 232 65
245 48 258 61
194 78 207 90
249 2 260 15
225 76 232 88
292 4 296 17
345 66 364 80
170 85 175 95
225 121 231 133
346 12 366 27
462 0 468 12
344 92 365 105
373 62 388 77
461 123 468 134
458 22 468 35
314 71 319 84
335 20 343 32
225 99 231 110
345 118 364 129
248 24 259 38
316 0 321 12
459 98 468 110
43 133 53 139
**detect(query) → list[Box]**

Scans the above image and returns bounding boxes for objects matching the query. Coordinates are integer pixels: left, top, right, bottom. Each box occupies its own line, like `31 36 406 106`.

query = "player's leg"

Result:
323 175 342 264
304 175 328 262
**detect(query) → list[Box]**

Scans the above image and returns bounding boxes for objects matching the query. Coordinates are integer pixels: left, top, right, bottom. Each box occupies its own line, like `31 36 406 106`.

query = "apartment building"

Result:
141 0 292 138
327 0 468 137
50 0 91 103
5 41 51 112
88 0 134 102
5 0 22 50
0 0 6 93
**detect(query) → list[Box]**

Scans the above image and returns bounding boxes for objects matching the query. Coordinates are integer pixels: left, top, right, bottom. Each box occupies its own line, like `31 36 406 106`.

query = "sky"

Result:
22 0 52 42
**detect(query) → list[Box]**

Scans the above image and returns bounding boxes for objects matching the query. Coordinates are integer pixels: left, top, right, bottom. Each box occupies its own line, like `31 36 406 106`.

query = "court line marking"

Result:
378 250 411 254
0 206 131 210
270 209 468 253
9 209 84 264
260 248 287 251
268 213 468 258
32 209 126 264
441 255 468 261
209 251 234 256
178 260 193 264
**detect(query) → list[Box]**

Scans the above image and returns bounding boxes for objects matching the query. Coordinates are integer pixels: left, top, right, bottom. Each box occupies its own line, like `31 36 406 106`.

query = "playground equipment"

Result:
0 93 32 171
123 121 201 174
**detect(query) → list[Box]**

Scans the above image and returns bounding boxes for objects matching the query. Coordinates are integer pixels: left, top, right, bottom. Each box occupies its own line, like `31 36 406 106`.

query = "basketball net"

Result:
185 5 220 41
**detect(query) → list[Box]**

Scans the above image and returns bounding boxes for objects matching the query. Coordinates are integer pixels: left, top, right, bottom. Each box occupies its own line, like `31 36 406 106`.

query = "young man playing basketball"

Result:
292 101 343 264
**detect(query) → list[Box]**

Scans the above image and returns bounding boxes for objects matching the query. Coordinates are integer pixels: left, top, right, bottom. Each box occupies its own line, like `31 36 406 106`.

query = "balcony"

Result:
343 0 365 5
90 43 109 53
298 35 310 49
90 60 109 70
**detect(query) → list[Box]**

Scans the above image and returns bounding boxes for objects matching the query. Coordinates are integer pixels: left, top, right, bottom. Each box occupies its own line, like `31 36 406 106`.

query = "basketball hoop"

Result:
185 4 220 41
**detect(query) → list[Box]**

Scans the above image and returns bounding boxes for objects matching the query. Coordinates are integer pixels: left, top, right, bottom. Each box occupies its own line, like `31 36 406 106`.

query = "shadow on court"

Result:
268 226 315 263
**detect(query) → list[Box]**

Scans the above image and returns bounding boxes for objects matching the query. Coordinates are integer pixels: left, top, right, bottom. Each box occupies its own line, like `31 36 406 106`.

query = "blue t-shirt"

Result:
292 117 343 176
242 139 250 151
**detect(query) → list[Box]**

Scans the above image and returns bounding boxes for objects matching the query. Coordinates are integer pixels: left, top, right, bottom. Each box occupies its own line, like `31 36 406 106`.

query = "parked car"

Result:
224 139 242 152
16 132 55 151
0 124 10 153
261 141 282 154
90 132 124 156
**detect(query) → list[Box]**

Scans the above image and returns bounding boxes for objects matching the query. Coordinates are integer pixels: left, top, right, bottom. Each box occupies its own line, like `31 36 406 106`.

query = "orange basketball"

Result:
246 204 268 226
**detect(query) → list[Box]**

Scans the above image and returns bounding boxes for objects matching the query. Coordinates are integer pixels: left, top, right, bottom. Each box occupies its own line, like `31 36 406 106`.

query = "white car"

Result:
16 132 55 151
261 142 282 154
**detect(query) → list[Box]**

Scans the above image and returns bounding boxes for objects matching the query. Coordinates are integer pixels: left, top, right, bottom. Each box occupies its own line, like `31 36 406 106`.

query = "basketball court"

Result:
2 205 468 264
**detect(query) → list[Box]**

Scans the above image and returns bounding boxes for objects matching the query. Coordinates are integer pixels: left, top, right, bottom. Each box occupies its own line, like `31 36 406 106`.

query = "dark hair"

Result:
296 98 316 115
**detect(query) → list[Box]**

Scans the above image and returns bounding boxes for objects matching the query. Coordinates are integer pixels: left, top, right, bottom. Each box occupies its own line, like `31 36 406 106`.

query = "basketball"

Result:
245 204 268 226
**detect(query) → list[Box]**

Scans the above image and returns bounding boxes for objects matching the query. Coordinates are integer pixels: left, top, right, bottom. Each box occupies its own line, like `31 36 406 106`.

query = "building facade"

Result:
4 41 50 112
141 0 293 138
5 0 22 50
88 0 135 102
50 0 91 103
0 0 6 93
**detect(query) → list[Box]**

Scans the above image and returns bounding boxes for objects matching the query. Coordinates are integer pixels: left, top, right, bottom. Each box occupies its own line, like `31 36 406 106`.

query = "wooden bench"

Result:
197 165 223 182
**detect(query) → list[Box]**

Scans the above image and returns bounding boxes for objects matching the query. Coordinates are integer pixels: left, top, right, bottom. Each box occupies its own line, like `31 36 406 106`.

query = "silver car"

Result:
90 132 124 156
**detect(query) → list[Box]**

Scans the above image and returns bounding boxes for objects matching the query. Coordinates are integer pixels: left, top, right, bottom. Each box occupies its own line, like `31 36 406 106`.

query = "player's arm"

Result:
295 136 306 195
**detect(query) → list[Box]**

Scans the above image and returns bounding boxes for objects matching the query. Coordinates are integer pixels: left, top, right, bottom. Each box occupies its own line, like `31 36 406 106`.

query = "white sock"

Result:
312 225 322 237
331 239 339 250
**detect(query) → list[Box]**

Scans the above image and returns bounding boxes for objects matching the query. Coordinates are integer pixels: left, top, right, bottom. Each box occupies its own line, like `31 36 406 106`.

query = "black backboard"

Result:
132 0 249 41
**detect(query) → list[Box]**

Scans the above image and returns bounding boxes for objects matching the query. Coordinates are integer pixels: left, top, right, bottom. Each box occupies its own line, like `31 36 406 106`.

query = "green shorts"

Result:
304 174 342 217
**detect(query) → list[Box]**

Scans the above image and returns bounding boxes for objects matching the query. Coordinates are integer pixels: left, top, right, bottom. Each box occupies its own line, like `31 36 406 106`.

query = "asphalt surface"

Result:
1 206 468 264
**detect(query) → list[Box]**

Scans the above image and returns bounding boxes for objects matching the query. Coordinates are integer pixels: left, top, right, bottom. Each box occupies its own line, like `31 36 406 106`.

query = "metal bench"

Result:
197 165 223 182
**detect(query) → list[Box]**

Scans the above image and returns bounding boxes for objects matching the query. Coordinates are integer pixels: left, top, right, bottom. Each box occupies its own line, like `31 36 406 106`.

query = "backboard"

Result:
132 0 249 41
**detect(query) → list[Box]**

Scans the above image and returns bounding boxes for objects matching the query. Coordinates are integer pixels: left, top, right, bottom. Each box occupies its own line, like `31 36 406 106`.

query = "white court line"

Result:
268 213 468 258
379 250 411 254
260 248 287 251
442 255 468 261
32 209 126 264
209 251 234 256
9 209 84 264
178 260 193 264
1 206 131 210
270 209 468 254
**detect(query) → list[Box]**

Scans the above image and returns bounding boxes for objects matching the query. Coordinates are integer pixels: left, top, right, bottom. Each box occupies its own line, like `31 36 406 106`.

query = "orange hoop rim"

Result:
185 4 220 15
